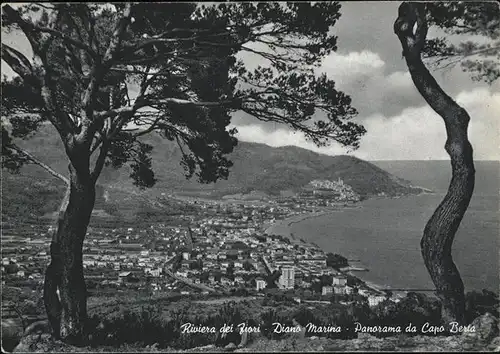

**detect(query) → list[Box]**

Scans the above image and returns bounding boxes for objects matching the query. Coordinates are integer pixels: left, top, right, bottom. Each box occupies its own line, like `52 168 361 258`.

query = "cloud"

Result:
320 50 385 79
232 124 349 156
386 71 412 88
457 88 500 160
356 89 500 160
361 87 500 160
359 87 500 160
317 50 424 118
234 87 499 161
355 107 449 161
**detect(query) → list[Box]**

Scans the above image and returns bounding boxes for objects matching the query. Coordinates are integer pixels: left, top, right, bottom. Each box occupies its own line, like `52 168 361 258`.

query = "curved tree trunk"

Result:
44 163 96 344
394 2 475 325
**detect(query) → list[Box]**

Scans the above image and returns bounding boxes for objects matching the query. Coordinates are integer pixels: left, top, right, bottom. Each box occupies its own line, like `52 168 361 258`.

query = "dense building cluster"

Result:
307 178 360 202
2 181 396 309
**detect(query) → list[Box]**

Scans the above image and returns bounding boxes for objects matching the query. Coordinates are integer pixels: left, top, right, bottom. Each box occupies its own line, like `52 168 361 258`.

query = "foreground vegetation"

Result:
5 288 498 352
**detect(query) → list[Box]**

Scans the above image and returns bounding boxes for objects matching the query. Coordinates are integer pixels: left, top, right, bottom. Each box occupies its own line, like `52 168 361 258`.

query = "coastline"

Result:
263 211 328 241
262 191 499 294
262 192 434 241
263 204 361 241
262 202 391 295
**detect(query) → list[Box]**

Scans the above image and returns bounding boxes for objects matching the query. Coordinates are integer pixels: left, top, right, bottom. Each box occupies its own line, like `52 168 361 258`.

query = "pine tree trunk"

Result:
394 3 475 325
421 144 474 325
44 163 96 344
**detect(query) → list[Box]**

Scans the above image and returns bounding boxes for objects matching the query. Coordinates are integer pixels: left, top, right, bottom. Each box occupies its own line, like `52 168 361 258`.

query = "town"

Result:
2 178 398 313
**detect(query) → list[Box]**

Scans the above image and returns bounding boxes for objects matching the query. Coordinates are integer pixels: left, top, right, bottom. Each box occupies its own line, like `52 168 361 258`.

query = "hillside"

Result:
2 125 424 219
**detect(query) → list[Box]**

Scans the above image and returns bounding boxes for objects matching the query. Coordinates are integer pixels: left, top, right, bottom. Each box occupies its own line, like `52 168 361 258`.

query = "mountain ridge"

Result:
3 126 425 219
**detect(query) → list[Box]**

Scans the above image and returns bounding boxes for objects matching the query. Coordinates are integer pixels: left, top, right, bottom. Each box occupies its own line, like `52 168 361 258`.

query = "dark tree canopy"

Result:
1 2 364 342
2 2 364 188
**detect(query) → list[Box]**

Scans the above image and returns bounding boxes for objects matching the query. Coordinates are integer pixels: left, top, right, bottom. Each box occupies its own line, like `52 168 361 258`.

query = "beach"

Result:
263 204 361 242
264 211 330 241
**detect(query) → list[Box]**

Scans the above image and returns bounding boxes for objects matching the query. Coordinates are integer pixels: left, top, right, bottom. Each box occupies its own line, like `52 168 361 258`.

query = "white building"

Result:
332 275 347 287
279 266 295 289
358 289 369 297
345 285 354 294
322 285 333 295
256 278 267 291
334 286 346 295
368 295 386 307
146 268 161 277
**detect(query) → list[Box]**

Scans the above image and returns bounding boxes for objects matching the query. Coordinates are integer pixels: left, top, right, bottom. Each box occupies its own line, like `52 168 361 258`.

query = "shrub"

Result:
260 309 293 340
88 305 175 348
87 300 263 350
465 289 499 323
293 306 317 328
370 292 441 337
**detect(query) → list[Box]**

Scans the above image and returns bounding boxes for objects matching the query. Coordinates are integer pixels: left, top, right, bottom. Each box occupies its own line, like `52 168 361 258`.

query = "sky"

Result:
232 2 500 161
2 2 499 160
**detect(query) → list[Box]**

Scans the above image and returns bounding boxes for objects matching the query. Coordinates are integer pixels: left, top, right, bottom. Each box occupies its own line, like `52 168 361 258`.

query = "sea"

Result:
283 161 499 292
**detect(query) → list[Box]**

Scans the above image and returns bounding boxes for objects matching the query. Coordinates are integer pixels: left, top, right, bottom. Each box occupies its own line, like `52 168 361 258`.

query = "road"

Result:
164 269 219 294
193 296 257 305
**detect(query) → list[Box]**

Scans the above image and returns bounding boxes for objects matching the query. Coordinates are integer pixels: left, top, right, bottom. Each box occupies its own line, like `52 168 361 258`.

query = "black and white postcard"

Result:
1 1 499 352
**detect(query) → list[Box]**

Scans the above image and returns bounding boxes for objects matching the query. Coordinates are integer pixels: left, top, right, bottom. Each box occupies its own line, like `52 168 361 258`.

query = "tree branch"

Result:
79 3 134 137
1 44 34 79
8 145 69 186
94 97 239 120
394 2 458 118
119 27 243 57
394 2 421 57
106 64 153 139
130 115 164 138
109 67 187 78
414 4 428 52
90 139 109 183
3 5 76 138
149 97 239 107
3 5 95 57
34 25 97 59
430 44 500 71
102 3 133 66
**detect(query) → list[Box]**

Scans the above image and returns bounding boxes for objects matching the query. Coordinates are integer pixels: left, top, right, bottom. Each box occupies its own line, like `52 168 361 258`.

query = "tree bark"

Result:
44 162 96 344
394 2 475 325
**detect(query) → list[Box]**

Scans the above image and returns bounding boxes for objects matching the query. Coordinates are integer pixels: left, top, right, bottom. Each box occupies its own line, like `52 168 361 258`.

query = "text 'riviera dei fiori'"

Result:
180 322 342 334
